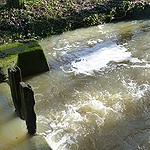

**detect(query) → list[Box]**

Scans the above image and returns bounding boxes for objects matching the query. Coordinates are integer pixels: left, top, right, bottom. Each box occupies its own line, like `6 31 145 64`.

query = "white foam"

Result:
76 100 108 117
68 40 140 75
46 99 109 150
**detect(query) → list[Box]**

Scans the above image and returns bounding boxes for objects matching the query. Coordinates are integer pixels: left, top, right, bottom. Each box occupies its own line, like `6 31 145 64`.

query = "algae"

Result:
0 41 42 58
0 41 47 80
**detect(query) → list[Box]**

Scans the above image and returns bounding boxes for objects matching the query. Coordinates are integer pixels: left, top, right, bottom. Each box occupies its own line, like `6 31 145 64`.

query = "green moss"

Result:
0 55 16 68
0 41 44 77
0 41 42 58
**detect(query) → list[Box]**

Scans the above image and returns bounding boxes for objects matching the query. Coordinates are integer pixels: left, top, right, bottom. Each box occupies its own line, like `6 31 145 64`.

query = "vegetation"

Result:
6 0 24 8
0 41 41 67
0 0 150 44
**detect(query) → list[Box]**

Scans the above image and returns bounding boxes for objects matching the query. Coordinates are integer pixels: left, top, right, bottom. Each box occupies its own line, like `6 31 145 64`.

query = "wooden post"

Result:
20 82 36 134
8 66 36 134
8 66 23 119
0 67 6 83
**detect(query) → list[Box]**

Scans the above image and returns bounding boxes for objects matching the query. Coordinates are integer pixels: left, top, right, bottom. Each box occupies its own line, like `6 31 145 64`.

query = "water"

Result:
0 20 150 150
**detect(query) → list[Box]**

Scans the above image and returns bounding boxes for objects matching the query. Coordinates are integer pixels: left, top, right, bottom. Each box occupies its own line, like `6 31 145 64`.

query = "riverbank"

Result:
0 0 150 44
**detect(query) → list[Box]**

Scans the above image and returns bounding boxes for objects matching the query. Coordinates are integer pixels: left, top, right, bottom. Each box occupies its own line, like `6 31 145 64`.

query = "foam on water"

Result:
62 40 141 75
27 20 150 149
1 20 150 150
45 97 114 150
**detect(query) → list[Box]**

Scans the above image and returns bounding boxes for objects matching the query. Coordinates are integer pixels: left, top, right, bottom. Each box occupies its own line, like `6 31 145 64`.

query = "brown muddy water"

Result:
0 20 150 150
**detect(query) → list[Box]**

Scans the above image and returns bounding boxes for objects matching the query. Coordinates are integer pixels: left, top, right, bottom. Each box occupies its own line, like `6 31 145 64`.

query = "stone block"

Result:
17 49 49 78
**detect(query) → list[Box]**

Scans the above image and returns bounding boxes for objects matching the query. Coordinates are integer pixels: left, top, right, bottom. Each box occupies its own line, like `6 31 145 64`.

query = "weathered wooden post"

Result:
8 66 23 118
20 82 36 134
8 66 36 134
0 67 6 83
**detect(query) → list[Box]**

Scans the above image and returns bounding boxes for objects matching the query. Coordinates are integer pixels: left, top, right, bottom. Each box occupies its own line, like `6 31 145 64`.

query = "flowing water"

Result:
0 20 150 150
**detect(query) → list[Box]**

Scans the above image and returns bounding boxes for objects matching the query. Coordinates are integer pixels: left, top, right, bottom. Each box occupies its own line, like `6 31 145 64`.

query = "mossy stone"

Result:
17 49 49 78
0 41 49 78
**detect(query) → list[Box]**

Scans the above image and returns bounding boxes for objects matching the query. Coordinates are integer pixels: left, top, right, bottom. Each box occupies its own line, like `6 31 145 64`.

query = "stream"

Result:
0 20 150 150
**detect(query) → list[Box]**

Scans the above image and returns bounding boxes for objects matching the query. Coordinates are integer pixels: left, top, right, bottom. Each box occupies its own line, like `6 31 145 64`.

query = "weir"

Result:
8 66 36 134
0 20 150 150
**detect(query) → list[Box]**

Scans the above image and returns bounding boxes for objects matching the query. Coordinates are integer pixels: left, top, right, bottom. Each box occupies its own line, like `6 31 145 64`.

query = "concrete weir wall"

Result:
0 41 50 80
17 49 49 78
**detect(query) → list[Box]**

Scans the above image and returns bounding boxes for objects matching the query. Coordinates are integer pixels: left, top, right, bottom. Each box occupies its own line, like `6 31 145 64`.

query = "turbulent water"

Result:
0 20 150 150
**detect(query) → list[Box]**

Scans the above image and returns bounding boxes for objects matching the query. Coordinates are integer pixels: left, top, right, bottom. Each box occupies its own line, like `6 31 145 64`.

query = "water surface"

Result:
1 20 150 150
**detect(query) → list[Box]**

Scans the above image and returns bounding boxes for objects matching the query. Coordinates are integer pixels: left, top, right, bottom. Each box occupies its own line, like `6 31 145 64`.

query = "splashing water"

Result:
1 20 150 150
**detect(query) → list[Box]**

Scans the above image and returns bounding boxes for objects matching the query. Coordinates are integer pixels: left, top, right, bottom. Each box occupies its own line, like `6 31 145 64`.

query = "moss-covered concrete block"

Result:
0 41 49 79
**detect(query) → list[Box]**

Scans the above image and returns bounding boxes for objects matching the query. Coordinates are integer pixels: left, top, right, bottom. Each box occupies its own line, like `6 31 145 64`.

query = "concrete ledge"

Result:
0 41 49 79
29 135 52 150
17 49 49 78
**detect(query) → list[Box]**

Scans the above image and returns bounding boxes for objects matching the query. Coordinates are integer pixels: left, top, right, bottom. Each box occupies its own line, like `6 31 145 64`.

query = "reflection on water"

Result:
1 20 150 150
